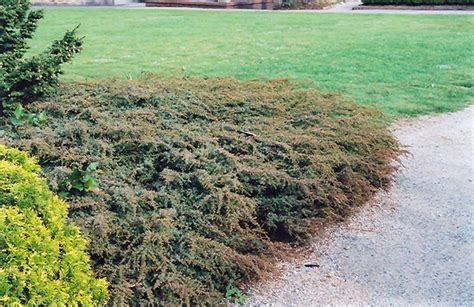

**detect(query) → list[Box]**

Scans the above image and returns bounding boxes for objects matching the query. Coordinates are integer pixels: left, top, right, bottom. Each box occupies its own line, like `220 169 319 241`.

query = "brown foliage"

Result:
1 75 400 304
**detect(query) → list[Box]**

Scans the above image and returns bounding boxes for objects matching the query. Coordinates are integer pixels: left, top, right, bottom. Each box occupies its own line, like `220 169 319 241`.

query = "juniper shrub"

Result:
1 75 400 304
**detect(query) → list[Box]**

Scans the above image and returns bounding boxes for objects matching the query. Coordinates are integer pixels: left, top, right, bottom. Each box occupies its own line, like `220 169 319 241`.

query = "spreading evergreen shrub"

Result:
0 145 108 305
2 75 401 304
0 0 82 111
362 0 472 5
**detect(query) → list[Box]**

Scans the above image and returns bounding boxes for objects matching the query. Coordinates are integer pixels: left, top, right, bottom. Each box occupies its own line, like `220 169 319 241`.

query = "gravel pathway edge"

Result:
247 106 474 305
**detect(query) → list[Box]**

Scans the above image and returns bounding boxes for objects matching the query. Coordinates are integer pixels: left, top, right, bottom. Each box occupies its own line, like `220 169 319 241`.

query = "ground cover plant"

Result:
1 75 400 304
27 9 473 116
0 145 108 305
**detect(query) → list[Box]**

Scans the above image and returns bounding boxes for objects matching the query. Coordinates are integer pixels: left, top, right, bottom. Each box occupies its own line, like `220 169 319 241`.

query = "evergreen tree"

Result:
0 0 82 112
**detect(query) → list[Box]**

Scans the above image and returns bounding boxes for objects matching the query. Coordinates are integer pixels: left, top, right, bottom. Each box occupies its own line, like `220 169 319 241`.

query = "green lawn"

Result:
30 9 473 116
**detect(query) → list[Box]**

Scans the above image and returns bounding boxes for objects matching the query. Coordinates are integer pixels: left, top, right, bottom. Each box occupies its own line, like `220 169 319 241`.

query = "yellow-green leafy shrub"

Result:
0 145 108 305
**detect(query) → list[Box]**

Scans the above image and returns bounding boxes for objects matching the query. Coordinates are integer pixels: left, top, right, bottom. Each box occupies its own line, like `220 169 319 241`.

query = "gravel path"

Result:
247 106 474 305
325 0 364 12
325 1 473 14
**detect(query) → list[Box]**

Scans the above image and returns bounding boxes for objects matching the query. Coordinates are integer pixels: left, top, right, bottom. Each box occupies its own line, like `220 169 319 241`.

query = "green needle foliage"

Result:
2 75 400 304
0 145 108 305
0 0 82 112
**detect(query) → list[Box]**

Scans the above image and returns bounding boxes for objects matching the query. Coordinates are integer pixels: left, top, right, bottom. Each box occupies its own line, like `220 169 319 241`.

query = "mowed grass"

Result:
29 9 473 116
